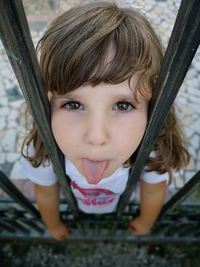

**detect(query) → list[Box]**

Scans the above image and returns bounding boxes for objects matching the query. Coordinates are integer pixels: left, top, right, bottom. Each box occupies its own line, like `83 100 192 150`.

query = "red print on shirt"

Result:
71 181 118 206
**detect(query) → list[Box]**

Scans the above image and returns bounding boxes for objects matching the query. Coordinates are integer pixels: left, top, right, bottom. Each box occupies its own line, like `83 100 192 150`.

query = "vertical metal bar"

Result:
116 0 200 216
0 171 40 217
160 171 200 216
0 0 79 217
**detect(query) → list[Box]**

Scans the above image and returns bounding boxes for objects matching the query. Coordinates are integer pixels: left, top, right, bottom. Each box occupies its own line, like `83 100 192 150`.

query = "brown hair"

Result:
22 1 189 177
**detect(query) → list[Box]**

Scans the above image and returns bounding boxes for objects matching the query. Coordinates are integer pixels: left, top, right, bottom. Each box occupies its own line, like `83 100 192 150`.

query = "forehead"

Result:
49 73 148 105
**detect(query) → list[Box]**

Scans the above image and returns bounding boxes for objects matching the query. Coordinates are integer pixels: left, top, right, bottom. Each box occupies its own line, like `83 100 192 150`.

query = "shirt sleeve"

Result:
141 151 169 184
141 170 169 184
20 144 58 186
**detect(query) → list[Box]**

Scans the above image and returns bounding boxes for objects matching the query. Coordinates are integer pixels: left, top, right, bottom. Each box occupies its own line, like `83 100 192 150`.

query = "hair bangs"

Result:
38 3 162 101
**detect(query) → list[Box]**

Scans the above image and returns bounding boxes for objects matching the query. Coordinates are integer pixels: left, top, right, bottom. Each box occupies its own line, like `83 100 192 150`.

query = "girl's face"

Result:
50 75 148 184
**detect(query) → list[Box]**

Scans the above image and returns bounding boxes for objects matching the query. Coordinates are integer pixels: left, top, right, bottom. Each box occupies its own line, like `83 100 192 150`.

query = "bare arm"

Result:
35 182 70 240
129 179 167 235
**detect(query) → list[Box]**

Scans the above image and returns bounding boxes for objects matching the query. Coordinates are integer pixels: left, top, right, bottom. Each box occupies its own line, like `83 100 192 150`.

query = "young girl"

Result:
21 2 189 241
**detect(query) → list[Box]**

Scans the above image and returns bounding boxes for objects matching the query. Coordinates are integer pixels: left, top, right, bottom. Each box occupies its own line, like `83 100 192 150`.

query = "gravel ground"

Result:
1 241 199 267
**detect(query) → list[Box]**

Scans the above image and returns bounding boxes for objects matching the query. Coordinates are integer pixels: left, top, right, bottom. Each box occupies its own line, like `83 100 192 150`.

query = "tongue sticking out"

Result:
83 159 109 184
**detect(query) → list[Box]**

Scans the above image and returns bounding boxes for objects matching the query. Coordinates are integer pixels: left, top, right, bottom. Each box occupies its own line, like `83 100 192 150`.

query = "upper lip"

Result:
83 158 108 162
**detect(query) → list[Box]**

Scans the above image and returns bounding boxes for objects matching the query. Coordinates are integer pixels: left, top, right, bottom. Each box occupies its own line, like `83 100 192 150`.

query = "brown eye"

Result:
63 101 83 110
114 101 135 112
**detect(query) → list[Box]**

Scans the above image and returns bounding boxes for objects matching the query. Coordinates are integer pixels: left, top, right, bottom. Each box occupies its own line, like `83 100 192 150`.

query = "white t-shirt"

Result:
21 145 168 214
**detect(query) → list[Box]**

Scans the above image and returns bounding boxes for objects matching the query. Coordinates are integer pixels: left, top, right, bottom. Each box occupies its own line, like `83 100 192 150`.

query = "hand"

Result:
128 216 152 236
48 222 71 241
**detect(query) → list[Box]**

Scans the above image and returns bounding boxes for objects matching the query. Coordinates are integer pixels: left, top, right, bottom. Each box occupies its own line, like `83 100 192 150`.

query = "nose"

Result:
84 113 109 146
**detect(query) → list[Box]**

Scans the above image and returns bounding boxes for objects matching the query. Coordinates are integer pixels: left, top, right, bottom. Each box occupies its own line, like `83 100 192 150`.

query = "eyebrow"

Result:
49 94 59 106
49 91 147 107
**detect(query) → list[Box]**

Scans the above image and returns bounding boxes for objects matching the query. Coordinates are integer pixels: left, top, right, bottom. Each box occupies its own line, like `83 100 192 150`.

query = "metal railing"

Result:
0 170 200 243
0 0 200 243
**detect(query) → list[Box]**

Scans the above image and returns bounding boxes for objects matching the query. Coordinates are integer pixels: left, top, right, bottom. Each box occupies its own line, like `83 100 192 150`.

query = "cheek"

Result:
120 128 145 155
51 114 71 151
51 118 60 135
119 115 147 156
51 114 62 138
51 113 83 157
